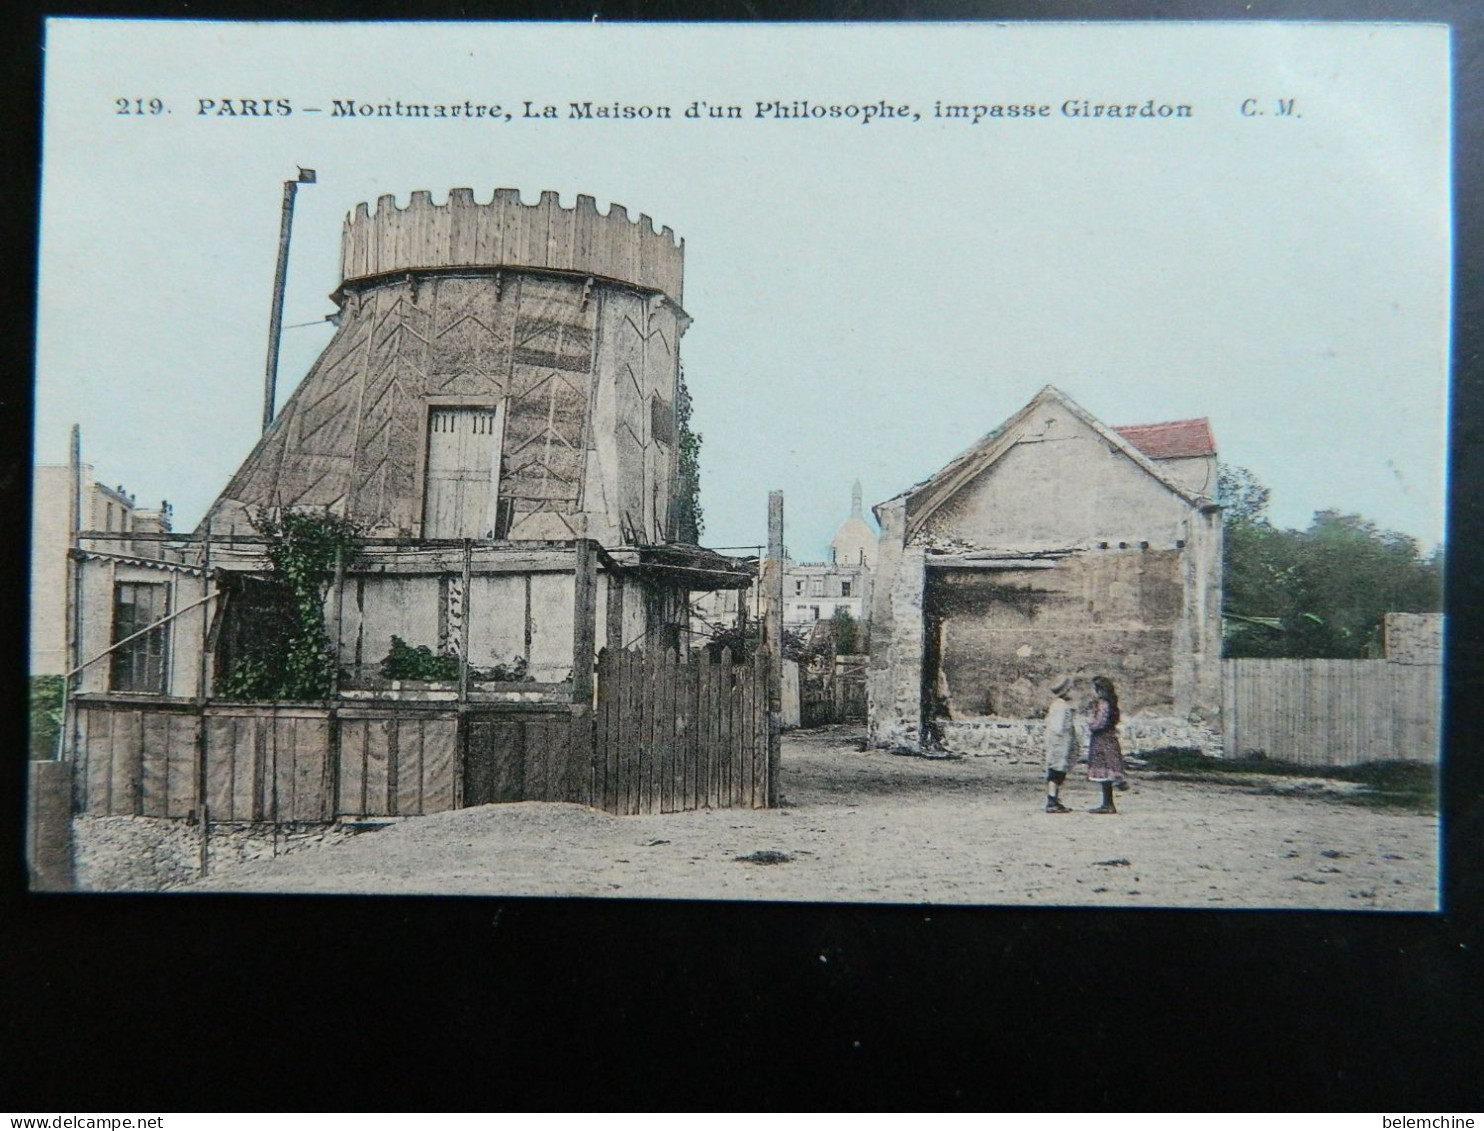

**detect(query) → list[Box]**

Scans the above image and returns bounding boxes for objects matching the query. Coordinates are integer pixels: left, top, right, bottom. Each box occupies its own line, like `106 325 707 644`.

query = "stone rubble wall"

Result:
937 715 1223 763
72 816 362 892
1383 613 1444 666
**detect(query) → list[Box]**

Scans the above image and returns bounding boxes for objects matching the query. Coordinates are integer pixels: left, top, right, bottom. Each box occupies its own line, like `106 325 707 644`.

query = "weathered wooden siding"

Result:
339 189 684 305
592 649 769 815
338 712 460 817
74 700 577 821
204 196 684 549
463 711 581 806
1221 659 1442 766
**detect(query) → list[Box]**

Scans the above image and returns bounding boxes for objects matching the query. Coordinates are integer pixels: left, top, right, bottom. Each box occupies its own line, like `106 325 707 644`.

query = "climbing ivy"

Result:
673 366 704 544
219 510 362 701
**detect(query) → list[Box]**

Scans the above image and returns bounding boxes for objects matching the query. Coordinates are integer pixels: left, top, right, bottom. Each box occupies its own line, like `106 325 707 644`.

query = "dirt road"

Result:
188 728 1439 908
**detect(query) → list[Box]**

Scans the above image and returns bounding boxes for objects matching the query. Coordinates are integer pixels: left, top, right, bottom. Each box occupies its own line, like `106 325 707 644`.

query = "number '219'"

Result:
115 98 165 115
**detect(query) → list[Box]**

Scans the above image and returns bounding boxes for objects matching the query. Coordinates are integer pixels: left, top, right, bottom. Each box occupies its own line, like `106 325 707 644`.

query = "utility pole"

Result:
766 490 784 807
262 167 316 433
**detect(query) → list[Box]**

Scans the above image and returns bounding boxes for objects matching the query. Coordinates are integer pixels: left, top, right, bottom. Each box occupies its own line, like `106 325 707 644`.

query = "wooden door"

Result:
423 406 503 538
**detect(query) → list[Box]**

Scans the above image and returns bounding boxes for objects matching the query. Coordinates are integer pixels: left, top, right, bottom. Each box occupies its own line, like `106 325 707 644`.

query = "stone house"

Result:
867 385 1223 756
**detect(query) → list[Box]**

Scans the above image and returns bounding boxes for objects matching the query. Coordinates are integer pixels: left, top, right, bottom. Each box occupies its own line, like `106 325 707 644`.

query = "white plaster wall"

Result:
466 574 533 670
347 575 443 672
74 559 207 698
527 572 576 681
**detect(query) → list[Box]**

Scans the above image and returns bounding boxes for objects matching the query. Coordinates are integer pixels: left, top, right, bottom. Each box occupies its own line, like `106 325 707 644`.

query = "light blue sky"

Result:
36 20 1449 560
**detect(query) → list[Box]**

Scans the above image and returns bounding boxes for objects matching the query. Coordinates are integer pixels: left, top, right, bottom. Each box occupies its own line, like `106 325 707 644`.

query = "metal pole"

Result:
262 168 315 433
59 425 82 760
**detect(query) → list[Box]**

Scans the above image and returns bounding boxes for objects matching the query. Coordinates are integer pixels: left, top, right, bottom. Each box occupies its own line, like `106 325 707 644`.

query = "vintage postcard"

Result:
27 18 1449 908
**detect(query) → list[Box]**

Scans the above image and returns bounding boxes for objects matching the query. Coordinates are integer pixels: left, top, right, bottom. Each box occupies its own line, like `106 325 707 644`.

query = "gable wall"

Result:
916 403 1193 550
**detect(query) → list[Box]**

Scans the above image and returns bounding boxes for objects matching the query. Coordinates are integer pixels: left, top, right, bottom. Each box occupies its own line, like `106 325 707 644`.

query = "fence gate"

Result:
591 647 771 814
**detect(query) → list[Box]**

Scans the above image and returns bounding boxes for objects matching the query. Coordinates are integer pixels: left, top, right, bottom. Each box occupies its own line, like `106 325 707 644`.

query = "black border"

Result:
3 0 1480 1111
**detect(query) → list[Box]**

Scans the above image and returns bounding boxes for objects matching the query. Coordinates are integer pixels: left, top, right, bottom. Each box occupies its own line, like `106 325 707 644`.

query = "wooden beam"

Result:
606 574 625 652
572 537 598 705
766 491 784 808
458 539 472 704
570 535 599 806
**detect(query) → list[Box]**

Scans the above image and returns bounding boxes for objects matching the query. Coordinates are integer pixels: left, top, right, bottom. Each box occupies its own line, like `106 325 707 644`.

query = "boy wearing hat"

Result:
1043 675 1076 813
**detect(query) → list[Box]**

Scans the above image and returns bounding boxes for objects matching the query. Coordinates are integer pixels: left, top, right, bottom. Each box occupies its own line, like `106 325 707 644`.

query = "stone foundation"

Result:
935 714 1223 763
72 816 364 892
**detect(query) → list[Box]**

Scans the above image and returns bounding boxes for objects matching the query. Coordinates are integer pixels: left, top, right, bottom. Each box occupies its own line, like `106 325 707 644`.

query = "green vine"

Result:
219 510 362 701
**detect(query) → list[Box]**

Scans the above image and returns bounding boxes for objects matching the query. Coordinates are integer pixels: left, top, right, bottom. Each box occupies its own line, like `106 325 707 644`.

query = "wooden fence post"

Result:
571 537 598 804
766 491 784 807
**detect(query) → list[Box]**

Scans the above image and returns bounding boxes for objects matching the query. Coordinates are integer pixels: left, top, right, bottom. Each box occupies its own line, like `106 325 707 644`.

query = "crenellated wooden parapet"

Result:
339 188 685 305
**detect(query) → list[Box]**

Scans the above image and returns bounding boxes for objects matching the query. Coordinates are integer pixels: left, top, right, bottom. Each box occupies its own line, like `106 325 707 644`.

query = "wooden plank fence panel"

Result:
594 652 608 810
748 651 762 808
81 707 105 814
710 654 723 809
658 651 675 814
205 715 237 819
364 718 392 815
422 718 458 812
583 644 774 814
338 719 367 816
166 713 198 818
140 711 169 817
234 717 263 822
395 718 425 817
646 650 661 814
677 653 695 812
697 654 712 809
293 715 331 821
522 714 563 802
720 651 734 806
109 709 143 817
1221 659 1441 766
626 650 642 815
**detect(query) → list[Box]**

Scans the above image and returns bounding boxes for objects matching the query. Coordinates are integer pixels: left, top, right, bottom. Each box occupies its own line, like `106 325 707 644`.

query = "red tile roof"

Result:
1114 418 1216 460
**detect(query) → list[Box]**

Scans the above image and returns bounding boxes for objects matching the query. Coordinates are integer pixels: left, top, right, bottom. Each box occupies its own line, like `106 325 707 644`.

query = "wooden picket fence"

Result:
591 647 771 815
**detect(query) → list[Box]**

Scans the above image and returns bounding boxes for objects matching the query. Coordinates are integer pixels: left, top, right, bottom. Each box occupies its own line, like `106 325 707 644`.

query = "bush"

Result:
378 637 533 683
30 675 65 760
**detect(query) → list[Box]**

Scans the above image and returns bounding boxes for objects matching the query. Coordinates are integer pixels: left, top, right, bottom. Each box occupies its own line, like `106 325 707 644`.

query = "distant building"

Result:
29 463 172 675
781 482 876 636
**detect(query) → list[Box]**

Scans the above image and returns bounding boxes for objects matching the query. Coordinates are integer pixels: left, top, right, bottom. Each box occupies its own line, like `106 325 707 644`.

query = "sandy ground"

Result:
187 728 1439 908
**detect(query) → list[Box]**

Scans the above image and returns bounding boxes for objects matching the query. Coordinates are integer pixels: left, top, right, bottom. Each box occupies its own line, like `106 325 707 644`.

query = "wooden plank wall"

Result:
75 660 773 822
1221 659 1442 766
203 711 334 822
592 648 769 815
76 703 460 821
463 711 578 807
80 704 198 819
338 714 460 817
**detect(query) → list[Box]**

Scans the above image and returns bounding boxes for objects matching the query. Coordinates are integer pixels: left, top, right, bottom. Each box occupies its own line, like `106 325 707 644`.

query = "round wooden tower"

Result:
204 188 688 546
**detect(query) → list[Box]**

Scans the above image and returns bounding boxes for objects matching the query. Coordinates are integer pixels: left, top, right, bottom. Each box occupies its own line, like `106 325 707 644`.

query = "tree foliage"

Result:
1220 464 1442 659
30 675 65 760
831 607 860 655
672 366 705 544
